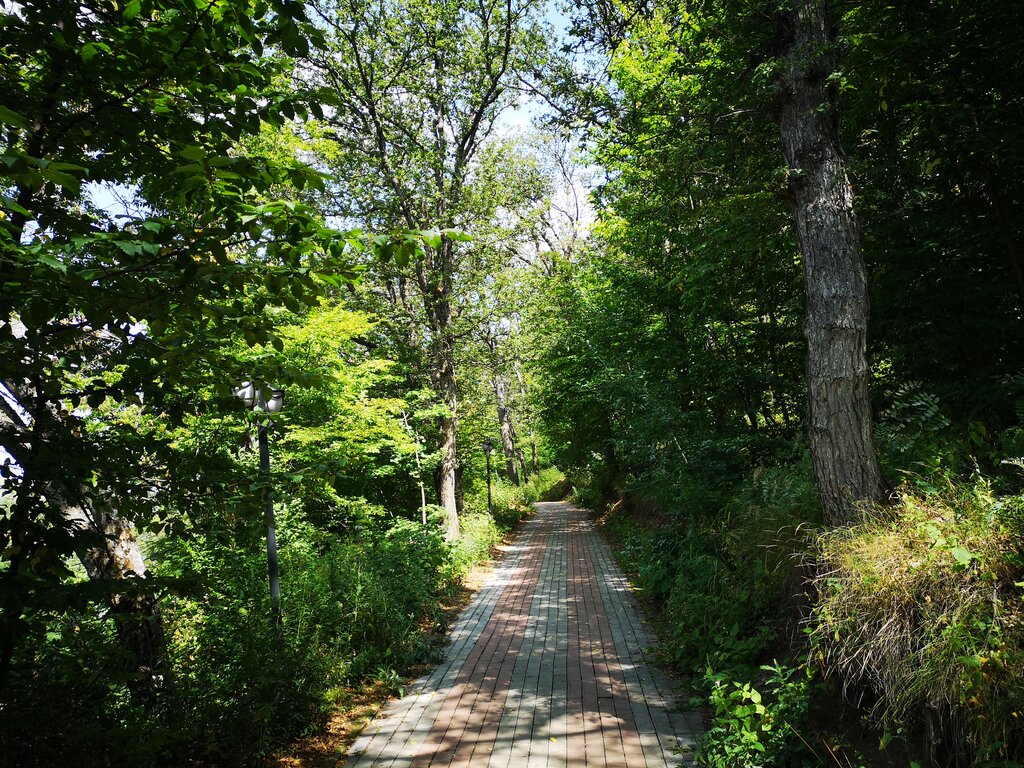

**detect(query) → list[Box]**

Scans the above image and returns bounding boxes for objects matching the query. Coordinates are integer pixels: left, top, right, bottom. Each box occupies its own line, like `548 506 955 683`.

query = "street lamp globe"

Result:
233 380 256 408
233 380 284 414
266 388 284 413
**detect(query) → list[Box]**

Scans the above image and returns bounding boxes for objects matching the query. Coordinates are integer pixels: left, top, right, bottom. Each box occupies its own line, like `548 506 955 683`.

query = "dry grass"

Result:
810 485 1024 763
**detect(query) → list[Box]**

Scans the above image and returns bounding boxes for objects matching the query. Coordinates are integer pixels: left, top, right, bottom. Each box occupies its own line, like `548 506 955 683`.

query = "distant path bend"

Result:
345 501 699 767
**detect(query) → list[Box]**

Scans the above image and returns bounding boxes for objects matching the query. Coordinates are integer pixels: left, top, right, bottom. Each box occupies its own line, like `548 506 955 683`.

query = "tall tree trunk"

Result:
775 0 885 523
492 374 521 486
424 242 460 541
516 446 530 484
0 373 163 702
436 351 459 540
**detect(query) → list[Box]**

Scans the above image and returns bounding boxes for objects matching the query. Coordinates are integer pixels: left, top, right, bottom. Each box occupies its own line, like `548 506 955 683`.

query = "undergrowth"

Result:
598 456 841 766
0 469 567 767
596 449 1024 767
811 480 1024 765
464 466 567 531
605 461 818 676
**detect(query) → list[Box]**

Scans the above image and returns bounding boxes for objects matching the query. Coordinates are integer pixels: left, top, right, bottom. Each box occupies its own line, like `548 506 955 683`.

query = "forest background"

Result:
1 0 1022 766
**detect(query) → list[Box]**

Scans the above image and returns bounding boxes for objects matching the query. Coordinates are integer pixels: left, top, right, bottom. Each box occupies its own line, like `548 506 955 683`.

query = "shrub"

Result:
465 467 567 533
450 511 502 577
0 606 165 766
606 462 818 675
699 661 821 768
150 512 459 763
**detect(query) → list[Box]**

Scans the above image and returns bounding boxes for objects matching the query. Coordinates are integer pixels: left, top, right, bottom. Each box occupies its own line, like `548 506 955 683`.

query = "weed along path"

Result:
344 502 699 767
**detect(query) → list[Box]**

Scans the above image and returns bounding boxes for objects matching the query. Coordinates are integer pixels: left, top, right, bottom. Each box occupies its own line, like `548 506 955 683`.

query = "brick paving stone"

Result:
343 502 698 767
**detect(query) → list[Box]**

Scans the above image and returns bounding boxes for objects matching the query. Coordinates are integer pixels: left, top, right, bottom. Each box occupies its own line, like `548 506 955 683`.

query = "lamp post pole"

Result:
235 381 284 627
482 437 494 514
257 421 282 626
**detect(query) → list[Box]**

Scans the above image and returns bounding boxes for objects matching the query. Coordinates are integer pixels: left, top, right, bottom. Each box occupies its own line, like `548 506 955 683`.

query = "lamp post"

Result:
233 380 285 626
482 437 494 514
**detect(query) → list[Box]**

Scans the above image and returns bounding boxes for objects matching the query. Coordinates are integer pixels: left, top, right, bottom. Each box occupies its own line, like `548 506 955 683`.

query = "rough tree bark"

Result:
774 0 885 523
512 361 539 475
64 496 165 704
516 445 530 484
420 238 461 540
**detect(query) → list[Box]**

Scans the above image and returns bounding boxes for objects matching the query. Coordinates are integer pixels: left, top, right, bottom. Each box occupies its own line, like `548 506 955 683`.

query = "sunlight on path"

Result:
344 502 699 767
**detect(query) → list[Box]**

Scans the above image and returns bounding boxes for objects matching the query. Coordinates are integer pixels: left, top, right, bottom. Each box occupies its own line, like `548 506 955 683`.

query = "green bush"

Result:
0 606 165 766
450 511 502 577
155 513 456 762
699 662 821 768
465 467 566 532
606 463 818 674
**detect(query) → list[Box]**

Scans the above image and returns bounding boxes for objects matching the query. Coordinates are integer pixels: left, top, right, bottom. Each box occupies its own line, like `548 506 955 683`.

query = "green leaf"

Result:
46 161 88 173
395 240 417 267
950 546 976 567
421 230 442 250
41 168 81 195
123 0 142 20
0 106 30 131
179 145 207 162
440 228 473 242
35 253 67 273
1 194 32 217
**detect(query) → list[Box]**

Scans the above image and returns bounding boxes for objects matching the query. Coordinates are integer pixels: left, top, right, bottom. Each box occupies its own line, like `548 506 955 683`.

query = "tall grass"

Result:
811 482 1024 765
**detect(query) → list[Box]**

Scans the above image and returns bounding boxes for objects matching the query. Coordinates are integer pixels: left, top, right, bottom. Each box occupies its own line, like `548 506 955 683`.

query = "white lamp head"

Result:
233 380 256 408
265 388 285 414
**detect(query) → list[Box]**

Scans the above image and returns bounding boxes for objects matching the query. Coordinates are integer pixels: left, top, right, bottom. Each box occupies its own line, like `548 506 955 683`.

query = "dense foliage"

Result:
1 0 557 763
2 0 1023 765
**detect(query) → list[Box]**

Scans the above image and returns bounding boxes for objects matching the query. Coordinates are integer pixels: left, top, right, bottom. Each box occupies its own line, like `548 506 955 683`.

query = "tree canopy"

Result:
2 0 1023 764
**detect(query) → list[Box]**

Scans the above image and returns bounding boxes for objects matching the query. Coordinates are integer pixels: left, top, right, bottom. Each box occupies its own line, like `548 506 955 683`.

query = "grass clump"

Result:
811 481 1024 764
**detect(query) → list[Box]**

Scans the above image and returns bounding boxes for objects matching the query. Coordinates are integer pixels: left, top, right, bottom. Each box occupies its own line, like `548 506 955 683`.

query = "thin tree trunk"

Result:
436 365 459 540
516 447 529 485
492 374 520 486
402 411 429 525
775 0 885 523
512 361 539 474
602 439 620 499
764 303 795 429
530 431 539 475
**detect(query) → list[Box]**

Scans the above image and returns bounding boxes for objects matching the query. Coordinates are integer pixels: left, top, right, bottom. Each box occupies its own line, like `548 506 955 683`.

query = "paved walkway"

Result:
344 502 699 767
